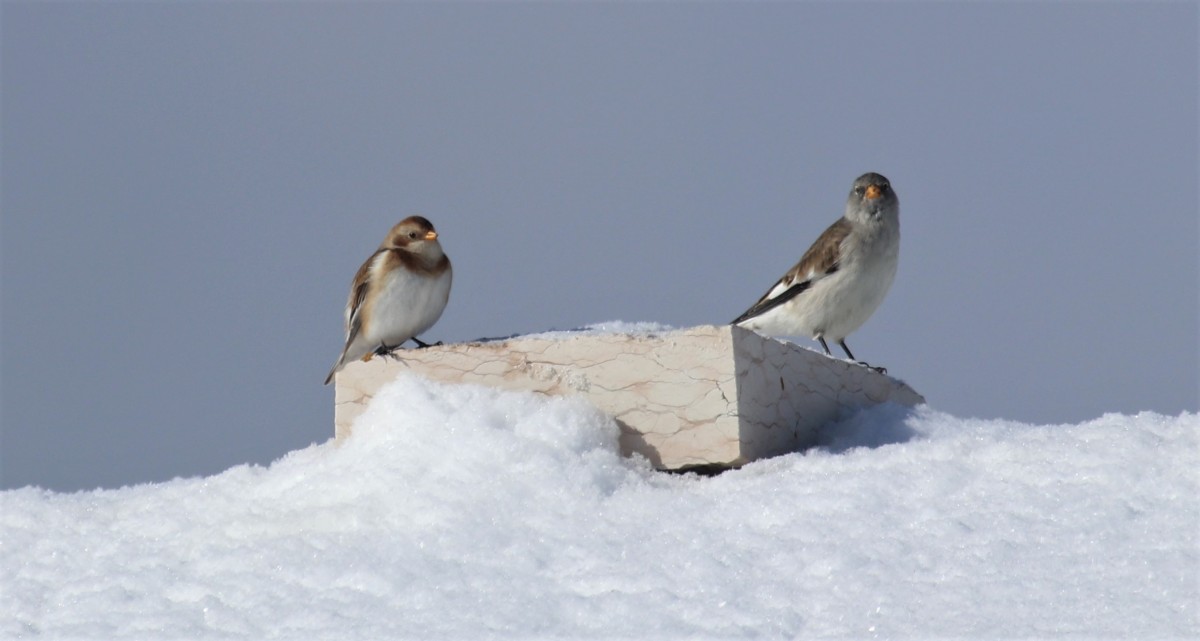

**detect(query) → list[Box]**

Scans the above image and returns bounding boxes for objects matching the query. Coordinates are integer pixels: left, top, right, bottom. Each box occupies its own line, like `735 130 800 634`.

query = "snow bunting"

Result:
732 172 899 371
324 216 452 385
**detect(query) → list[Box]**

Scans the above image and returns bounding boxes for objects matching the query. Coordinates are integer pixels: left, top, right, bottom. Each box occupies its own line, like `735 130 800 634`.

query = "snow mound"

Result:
3 375 1197 638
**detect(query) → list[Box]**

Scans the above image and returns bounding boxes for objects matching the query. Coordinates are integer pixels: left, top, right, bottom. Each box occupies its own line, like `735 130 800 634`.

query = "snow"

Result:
475 320 677 342
3 374 1197 639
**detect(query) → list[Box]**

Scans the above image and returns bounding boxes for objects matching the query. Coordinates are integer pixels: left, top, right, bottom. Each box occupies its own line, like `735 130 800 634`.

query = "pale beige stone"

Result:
333 325 924 471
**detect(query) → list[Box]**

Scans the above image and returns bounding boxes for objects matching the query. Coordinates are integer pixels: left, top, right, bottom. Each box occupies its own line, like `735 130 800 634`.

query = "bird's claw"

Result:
857 361 887 375
411 337 443 349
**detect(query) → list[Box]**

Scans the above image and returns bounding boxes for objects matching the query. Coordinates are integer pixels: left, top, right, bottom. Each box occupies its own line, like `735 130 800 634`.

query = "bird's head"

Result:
847 172 898 222
384 216 443 254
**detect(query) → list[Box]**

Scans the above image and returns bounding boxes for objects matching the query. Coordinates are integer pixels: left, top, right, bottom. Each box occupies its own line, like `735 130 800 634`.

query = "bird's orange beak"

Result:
865 185 882 200
424 230 439 241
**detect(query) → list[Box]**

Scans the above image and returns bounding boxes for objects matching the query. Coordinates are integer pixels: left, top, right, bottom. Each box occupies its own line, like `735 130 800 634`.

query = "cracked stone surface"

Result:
333 325 925 470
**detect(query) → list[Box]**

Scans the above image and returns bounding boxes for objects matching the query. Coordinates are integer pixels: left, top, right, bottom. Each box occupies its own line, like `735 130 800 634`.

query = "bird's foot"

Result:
373 341 403 360
410 337 443 349
857 361 887 375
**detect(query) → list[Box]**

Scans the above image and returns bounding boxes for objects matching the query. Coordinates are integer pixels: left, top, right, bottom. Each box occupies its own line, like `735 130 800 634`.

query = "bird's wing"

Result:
344 252 380 346
731 218 850 324
324 251 382 385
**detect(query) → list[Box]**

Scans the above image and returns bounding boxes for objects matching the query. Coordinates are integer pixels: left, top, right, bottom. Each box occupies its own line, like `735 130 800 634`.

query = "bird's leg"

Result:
817 337 834 357
837 340 856 361
839 339 887 374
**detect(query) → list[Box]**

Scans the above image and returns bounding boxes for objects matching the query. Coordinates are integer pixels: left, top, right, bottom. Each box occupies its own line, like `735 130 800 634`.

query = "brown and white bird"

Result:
324 216 452 385
732 172 899 370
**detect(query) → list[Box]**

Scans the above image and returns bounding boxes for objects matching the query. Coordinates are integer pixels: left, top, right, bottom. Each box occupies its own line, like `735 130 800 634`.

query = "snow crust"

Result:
3 375 1197 639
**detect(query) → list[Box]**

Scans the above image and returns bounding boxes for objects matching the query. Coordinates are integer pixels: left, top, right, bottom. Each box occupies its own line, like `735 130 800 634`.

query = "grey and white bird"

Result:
732 172 899 371
324 216 452 385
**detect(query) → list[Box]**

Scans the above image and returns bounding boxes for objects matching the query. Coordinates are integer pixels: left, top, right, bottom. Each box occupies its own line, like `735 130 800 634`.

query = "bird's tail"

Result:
323 351 347 385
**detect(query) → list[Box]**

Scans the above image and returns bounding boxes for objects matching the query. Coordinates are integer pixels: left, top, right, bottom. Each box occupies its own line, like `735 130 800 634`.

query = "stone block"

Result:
333 325 924 471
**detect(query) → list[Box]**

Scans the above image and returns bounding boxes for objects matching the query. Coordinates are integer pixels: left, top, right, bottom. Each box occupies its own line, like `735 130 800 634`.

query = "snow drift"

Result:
2 374 1196 638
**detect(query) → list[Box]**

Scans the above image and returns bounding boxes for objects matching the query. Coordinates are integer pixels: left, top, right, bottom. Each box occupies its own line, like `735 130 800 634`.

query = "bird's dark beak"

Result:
424 230 439 241
864 185 882 200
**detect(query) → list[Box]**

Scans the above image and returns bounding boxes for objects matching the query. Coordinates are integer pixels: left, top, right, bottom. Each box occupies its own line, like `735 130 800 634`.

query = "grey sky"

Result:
3 3 1196 492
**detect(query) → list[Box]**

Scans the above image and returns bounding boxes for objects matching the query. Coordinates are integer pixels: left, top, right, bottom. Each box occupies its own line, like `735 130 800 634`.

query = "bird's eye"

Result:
854 186 865 195
408 231 418 239
880 184 889 192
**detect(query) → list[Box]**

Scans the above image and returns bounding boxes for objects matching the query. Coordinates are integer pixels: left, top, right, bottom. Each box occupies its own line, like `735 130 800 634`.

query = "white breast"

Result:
816 222 899 340
363 265 452 346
